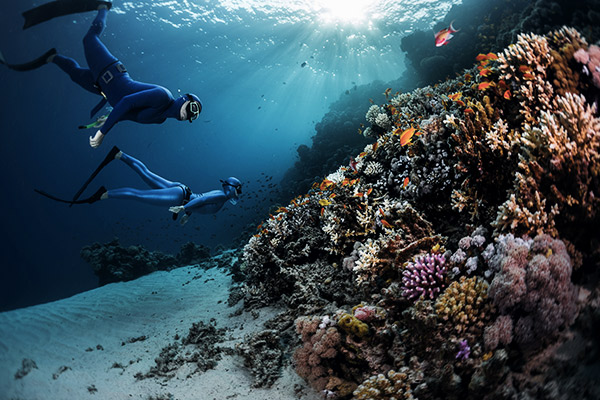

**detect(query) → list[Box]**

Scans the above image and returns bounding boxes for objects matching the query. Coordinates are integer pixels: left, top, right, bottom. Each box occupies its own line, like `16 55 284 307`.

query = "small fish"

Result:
319 179 334 191
448 92 462 101
354 192 364 198
403 176 409 188
366 188 373 196
400 127 416 146
372 142 378 152
464 73 472 82
276 207 289 213
518 65 532 73
378 207 385 216
455 99 465 107
477 81 494 90
435 21 459 47
359 151 368 158
320 207 325 216
479 68 492 77
475 53 488 61
319 199 332 206
301 61 308 67
486 52 499 60
381 219 393 228
349 157 358 172
464 107 474 114
503 89 511 100
522 73 535 80
384 88 392 97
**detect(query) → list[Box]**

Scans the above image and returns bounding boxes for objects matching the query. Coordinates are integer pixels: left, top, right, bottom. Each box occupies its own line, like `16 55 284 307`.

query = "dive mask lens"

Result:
185 94 201 122
235 185 242 195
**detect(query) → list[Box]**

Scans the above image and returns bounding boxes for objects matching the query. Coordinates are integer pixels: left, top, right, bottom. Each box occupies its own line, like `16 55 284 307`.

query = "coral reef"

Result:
80 238 211 285
236 330 283 388
135 319 232 380
236 26 600 399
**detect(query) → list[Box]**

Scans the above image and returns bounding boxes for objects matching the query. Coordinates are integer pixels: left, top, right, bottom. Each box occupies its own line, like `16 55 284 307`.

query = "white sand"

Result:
0 265 319 400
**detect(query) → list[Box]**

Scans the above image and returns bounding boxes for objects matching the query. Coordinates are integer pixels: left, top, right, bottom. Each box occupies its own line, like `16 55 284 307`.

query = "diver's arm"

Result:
98 88 172 135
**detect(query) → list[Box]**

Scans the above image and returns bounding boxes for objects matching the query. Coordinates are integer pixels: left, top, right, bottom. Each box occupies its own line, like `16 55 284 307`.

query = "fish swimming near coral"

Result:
434 21 459 47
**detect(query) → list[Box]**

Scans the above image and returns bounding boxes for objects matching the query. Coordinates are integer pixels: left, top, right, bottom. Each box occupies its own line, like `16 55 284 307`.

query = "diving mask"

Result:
185 93 201 122
220 180 243 196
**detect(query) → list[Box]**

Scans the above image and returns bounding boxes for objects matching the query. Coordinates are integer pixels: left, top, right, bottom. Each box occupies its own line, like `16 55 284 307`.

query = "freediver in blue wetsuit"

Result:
35 146 243 225
1 2 202 148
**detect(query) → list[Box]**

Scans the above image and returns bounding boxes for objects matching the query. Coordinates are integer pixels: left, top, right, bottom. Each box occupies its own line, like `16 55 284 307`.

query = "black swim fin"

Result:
0 48 56 71
35 186 107 204
22 0 112 30
69 145 120 205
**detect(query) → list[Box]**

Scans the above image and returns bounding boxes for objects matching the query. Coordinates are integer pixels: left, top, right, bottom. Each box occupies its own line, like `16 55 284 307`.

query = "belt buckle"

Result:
101 70 113 84
116 63 127 73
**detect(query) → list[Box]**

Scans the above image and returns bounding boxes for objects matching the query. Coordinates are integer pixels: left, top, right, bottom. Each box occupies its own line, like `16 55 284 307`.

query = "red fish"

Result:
435 21 459 47
403 176 409 189
503 90 511 100
349 157 358 172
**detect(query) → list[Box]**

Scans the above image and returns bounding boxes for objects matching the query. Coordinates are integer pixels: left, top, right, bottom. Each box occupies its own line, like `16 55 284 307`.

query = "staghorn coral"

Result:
435 276 492 337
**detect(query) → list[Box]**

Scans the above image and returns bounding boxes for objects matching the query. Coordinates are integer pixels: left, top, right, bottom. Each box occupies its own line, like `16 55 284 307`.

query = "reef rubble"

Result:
235 27 600 399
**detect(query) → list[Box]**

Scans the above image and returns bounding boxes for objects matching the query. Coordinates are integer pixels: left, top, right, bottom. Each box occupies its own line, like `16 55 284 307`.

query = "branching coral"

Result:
353 369 415 400
435 276 492 336
401 253 448 301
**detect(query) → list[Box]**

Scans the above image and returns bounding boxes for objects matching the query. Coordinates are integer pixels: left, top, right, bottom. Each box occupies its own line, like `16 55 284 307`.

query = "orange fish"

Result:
486 52 499 60
257 223 263 230
518 65 532 73
320 207 324 216
464 107 474 114
379 207 385 216
403 176 409 188
455 99 465 107
448 92 462 101
372 142 378 152
464 73 472 82
276 207 288 213
479 68 492 77
503 89 511 100
475 53 488 61
354 192 364 198
477 81 494 90
381 219 393 228
400 127 416 146
522 73 535 80
359 152 368 158
366 188 373 196
435 21 459 47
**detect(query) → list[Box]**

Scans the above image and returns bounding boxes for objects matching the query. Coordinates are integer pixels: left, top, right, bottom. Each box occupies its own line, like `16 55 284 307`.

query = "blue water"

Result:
0 0 458 311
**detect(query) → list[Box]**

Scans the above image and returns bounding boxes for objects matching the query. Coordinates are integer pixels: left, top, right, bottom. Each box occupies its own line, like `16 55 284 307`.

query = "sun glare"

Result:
314 0 369 24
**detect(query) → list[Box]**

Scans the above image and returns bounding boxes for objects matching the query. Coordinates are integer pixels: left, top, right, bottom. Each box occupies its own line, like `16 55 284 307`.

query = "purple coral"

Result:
456 339 470 360
401 253 447 300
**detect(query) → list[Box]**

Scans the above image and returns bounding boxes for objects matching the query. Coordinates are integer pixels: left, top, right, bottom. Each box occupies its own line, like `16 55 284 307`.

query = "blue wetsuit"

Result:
108 152 240 215
52 8 189 135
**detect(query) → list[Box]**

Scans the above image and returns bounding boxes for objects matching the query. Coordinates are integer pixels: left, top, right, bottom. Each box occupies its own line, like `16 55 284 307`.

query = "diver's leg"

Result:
118 152 181 189
51 55 98 94
105 187 185 207
82 7 118 79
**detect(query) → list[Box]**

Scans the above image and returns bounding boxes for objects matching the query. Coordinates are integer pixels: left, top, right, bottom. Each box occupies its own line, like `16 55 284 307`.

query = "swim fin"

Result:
0 48 56 71
69 145 120 205
22 0 113 30
35 186 107 204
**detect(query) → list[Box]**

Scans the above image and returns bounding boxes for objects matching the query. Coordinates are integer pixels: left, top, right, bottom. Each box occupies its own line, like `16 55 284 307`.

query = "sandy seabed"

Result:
0 265 319 400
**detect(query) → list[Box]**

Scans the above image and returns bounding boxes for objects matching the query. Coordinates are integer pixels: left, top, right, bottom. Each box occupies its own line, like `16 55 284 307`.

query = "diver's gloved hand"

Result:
89 130 105 148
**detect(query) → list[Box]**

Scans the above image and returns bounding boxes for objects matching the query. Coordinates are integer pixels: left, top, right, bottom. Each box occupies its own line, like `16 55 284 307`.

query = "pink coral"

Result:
401 253 447 301
353 306 376 322
293 316 342 391
484 315 513 351
574 45 600 89
487 234 578 347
